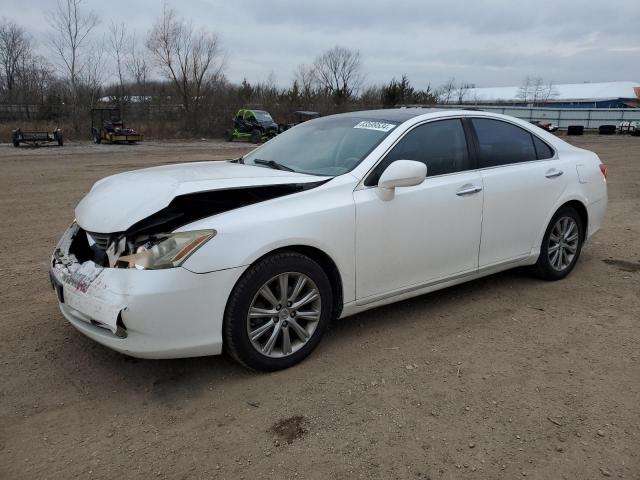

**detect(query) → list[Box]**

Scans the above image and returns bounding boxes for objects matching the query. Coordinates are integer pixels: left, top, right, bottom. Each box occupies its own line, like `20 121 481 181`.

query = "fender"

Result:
531 193 590 257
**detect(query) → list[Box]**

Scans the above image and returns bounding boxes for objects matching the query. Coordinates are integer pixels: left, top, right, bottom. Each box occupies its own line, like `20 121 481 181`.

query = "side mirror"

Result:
377 160 427 201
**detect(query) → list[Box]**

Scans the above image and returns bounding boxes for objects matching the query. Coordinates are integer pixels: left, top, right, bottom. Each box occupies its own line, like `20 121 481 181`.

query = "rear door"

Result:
468 117 568 267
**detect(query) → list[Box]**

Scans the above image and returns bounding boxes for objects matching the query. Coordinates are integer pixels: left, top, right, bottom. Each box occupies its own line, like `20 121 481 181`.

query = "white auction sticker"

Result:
353 121 396 132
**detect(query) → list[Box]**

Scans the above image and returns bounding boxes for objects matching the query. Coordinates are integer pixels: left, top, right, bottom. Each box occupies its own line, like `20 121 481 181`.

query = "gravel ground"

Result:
0 136 638 479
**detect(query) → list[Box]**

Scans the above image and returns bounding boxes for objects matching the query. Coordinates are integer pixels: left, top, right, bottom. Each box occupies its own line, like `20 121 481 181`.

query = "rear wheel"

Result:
224 251 333 371
250 129 262 144
533 207 584 280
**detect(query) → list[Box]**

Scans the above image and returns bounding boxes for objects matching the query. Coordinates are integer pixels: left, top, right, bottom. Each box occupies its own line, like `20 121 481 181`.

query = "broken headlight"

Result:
119 230 216 270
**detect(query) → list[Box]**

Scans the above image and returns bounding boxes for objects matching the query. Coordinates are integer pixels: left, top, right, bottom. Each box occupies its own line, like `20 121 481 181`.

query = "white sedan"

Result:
50 109 608 370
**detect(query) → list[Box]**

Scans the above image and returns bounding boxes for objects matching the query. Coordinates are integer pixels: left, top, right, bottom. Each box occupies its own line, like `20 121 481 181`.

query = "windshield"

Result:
254 111 273 122
243 116 398 176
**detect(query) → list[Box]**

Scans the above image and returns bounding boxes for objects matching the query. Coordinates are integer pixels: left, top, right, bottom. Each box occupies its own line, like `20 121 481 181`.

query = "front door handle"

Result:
545 168 564 178
456 184 483 196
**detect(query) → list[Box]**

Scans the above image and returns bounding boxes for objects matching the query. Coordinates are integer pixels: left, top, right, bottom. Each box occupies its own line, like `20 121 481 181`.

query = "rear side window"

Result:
365 119 470 186
472 118 537 167
533 135 554 159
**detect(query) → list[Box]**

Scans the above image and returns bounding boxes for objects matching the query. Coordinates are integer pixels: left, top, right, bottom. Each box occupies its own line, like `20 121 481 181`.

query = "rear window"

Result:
472 118 537 167
533 135 554 159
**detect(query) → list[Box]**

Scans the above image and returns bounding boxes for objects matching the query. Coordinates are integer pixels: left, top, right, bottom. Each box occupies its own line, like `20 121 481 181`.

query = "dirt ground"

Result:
0 136 638 479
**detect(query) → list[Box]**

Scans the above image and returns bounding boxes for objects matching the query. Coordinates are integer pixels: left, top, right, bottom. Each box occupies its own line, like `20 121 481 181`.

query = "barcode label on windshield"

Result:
354 121 396 132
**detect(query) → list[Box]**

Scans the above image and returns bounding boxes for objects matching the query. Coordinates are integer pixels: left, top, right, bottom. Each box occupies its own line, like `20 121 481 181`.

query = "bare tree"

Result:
0 19 32 101
312 46 363 104
17 54 54 104
516 76 532 104
125 33 149 99
518 76 558 105
146 4 224 122
48 0 99 106
437 77 457 104
82 49 105 109
530 77 545 105
541 81 558 104
294 63 315 98
108 21 128 102
456 82 475 104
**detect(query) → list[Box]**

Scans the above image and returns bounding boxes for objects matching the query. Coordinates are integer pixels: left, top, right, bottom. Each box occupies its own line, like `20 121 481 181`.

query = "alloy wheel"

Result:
547 216 579 271
246 272 322 358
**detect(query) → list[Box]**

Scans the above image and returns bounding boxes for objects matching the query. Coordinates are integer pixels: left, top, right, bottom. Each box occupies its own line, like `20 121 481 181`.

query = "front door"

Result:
354 118 483 302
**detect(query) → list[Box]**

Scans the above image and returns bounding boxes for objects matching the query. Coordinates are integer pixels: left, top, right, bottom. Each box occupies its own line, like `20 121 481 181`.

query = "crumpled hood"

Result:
76 161 326 233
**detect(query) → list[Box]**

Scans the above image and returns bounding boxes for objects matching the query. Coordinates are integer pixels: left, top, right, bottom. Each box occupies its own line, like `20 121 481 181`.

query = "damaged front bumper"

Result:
50 223 246 359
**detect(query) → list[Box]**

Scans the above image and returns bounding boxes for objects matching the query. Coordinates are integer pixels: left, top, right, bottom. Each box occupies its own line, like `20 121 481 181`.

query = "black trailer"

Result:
278 111 321 132
12 128 63 147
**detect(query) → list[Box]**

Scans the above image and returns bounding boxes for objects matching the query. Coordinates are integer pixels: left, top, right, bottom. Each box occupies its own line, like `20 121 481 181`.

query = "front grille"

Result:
86 231 112 251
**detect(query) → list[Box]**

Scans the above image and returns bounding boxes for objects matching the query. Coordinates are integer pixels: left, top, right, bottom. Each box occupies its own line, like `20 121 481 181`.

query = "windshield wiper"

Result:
253 159 295 172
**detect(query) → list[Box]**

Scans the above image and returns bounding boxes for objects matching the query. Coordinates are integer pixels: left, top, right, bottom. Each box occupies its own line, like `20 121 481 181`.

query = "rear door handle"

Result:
545 168 564 178
456 184 483 196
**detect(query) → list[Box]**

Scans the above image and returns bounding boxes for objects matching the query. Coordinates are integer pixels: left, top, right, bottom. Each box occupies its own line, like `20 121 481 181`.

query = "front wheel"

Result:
533 207 584 280
250 129 262 144
223 251 333 371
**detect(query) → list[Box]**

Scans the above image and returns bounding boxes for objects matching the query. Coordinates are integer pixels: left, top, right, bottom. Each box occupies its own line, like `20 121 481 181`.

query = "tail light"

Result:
599 164 608 179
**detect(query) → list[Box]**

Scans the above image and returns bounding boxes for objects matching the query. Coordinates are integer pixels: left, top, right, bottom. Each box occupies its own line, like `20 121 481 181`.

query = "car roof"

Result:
333 108 447 123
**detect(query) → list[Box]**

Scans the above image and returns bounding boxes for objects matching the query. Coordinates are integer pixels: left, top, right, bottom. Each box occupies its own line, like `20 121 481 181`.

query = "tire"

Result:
223 251 333 371
567 125 584 136
224 129 233 142
12 140 20 148
93 131 101 144
532 206 584 280
57 134 63 146
250 129 262 144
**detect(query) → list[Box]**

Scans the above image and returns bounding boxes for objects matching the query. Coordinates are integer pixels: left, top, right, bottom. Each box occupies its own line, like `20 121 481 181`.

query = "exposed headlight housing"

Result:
119 230 216 270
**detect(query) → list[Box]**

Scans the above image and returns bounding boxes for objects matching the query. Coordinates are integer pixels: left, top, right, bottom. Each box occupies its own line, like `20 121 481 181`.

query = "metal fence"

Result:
438 105 640 129
3 102 640 130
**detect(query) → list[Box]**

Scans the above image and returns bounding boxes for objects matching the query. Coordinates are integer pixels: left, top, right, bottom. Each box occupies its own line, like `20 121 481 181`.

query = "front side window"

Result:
365 119 471 186
471 118 538 167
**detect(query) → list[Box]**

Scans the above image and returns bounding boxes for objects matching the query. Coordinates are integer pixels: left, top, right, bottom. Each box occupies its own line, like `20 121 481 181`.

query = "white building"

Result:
457 81 640 108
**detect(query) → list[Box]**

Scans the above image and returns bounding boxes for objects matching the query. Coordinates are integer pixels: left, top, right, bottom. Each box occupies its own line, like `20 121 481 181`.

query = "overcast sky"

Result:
4 0 640 89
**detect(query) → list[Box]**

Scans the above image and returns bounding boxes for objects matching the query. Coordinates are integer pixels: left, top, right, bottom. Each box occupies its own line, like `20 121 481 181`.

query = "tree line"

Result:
0 0 555 138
